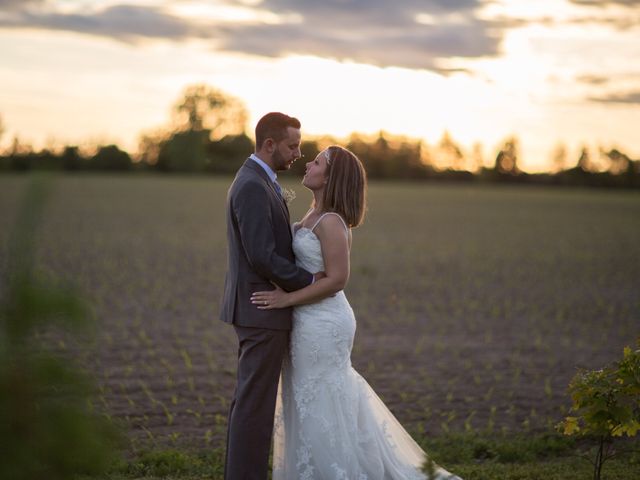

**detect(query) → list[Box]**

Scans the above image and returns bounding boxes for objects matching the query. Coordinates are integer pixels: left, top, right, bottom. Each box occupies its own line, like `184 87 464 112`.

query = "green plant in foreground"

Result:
558 339 640 480
0 175 123 480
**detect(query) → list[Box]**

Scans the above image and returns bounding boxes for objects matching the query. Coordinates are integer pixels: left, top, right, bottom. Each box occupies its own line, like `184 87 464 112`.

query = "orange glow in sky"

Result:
0 0 638 172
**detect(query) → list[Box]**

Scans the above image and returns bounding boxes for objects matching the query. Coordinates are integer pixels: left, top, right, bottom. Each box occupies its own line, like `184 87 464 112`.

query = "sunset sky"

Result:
1 0 639 171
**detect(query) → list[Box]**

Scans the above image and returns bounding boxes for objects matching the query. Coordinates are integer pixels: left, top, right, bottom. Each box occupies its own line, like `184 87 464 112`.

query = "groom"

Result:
220 112 318 479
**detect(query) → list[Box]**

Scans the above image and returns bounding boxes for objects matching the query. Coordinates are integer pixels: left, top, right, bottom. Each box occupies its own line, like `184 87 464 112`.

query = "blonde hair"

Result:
318 145 367 228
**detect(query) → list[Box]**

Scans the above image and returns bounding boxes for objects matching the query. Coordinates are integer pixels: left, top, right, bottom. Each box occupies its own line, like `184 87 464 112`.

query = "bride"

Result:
251 146 462 480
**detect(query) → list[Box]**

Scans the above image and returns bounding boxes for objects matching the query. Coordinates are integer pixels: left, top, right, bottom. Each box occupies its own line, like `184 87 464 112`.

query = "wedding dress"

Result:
273 213 462 480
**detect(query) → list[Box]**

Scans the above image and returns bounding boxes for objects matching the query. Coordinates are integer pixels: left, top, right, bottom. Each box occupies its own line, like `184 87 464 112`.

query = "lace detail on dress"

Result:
272 226 462 480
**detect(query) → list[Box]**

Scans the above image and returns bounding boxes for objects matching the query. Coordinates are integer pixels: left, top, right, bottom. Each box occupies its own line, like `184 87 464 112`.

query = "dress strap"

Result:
310 212 349 233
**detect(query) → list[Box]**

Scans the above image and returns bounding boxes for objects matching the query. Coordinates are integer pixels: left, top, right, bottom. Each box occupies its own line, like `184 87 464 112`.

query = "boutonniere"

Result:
282 188 296 205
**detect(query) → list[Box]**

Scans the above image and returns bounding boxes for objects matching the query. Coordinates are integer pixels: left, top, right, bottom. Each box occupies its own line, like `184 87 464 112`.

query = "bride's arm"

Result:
251 214 350 309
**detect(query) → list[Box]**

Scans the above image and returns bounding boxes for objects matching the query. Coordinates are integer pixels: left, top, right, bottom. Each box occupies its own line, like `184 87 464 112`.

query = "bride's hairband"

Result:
324 148 332 165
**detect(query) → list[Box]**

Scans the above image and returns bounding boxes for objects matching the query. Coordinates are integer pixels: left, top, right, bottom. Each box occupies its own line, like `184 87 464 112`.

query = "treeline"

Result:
1 84 638 189
2 135 637 190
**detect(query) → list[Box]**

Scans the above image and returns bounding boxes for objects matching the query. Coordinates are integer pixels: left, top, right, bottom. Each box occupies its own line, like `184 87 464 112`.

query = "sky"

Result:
0 0 639 172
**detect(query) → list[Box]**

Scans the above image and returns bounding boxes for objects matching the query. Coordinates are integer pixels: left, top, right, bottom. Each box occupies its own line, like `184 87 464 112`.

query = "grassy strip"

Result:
82 432 640 480
447 459 638 480
422 432 639 479
80 448 226 480
420 431 578 464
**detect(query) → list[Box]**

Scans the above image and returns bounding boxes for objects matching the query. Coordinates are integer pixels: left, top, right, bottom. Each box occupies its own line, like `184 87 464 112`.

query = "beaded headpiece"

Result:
324 148 332 165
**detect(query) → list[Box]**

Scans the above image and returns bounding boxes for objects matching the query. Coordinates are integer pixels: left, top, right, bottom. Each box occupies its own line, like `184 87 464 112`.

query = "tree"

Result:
601 148 631 175
551 142 567 173
558 340 640 480
626 159 639 181
206 133 254 174
494 136 519 174
137 128 169 166
436 131 464 170
370 131 391 177
470 142 484 173
395 139 426 178
0 114 5 146
141 84 250 172
156 130 210 172
8 137 33 171
61 146 83 171
173 84 248 140
577 146 591 171
90 145 132 171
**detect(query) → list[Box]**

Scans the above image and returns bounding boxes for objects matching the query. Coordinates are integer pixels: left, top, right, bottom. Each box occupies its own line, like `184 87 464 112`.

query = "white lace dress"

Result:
273 213 462 480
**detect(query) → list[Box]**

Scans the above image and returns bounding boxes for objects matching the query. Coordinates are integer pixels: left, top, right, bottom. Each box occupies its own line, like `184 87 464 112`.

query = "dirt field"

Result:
1 174 638 450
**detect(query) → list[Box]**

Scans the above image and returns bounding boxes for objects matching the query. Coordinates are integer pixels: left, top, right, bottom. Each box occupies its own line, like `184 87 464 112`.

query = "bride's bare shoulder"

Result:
314 213 351 245
318 212 349 231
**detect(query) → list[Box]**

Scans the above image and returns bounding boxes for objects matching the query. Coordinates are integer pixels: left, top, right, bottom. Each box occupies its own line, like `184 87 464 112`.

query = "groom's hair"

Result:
255 112 301 150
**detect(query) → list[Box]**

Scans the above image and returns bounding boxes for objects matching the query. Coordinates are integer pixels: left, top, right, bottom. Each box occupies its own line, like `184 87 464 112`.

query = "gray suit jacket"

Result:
219 158 313 330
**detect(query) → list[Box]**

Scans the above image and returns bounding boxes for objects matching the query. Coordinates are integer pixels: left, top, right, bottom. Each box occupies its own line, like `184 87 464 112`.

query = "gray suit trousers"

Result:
224 325 289 480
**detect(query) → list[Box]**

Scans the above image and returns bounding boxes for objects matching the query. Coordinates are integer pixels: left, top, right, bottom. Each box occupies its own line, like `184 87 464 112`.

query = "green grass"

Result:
423 432 639 479
82 432 639 479
449 460 638 480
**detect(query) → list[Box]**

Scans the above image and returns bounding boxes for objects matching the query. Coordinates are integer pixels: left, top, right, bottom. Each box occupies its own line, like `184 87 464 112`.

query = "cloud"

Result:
218 0 504 71
577 75 610 84
0 3 212 42
0 0 508 72
568 14 640 29
570 0 640 7
8 1 636 73
220 16 501 71
589 91 640 103
0 0 44 9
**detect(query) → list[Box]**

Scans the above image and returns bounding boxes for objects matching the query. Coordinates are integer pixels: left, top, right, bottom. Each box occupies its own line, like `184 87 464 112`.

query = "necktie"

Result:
273 180 283 197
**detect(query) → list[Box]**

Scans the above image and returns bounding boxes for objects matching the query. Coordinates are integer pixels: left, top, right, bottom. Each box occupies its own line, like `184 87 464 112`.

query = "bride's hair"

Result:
320 145 367 228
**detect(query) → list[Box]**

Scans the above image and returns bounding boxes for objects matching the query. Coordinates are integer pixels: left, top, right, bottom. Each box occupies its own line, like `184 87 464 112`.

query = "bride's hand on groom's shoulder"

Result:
251 284 290 310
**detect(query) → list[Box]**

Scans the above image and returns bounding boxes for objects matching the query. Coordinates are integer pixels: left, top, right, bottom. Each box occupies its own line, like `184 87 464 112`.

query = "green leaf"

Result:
562 417 580 436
